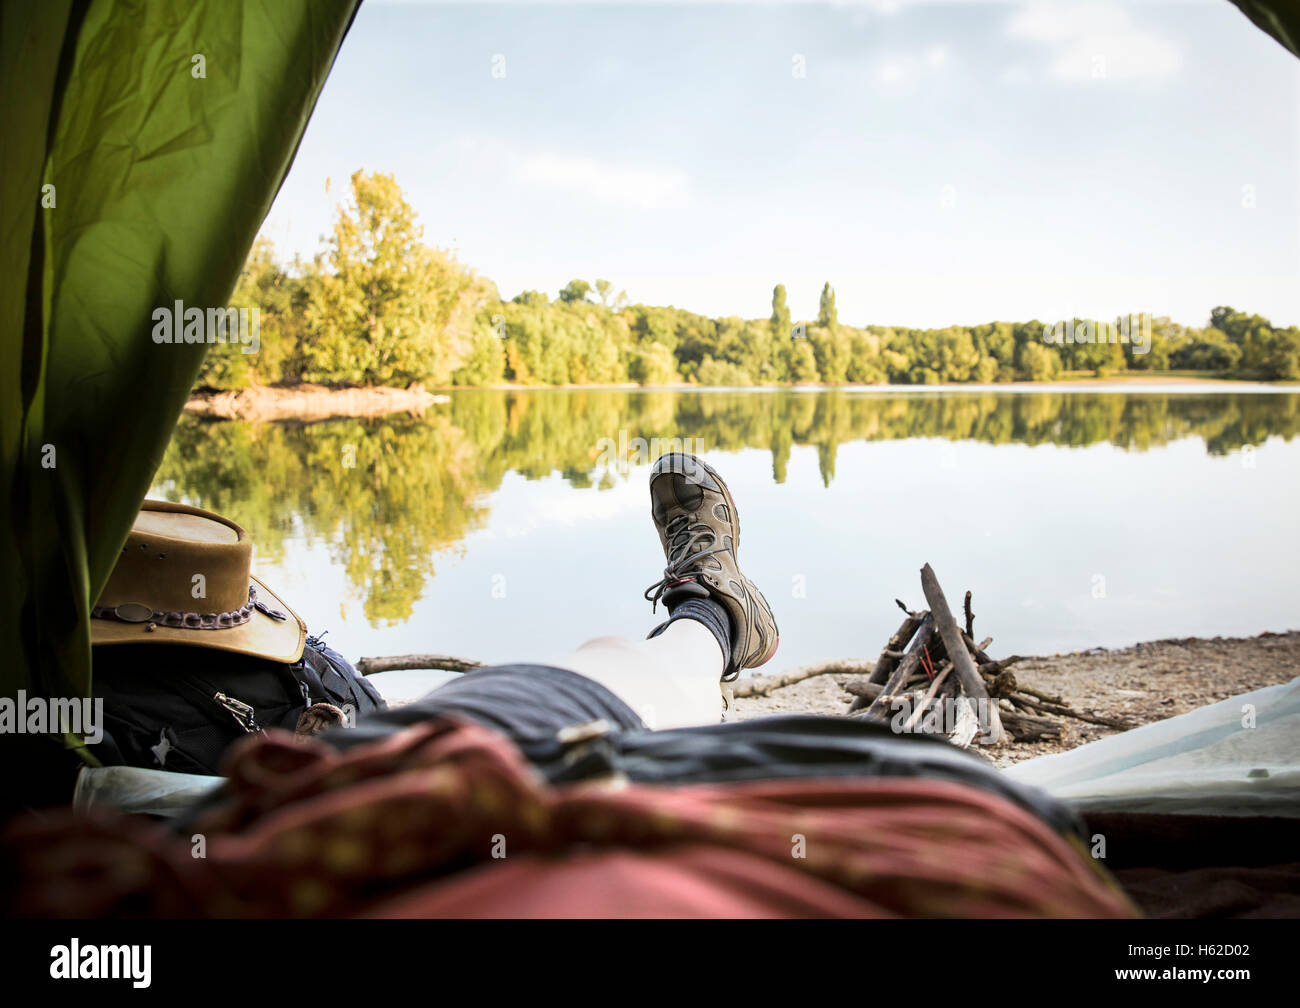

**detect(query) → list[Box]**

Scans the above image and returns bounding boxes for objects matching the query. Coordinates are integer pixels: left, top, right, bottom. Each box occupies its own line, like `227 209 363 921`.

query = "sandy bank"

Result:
184 384 449 422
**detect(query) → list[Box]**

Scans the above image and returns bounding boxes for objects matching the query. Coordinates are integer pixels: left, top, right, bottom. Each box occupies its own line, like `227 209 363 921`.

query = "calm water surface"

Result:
151 387 1300 699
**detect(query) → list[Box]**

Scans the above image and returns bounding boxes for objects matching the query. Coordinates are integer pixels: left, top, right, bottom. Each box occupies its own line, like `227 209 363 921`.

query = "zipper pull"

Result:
213 692 262 733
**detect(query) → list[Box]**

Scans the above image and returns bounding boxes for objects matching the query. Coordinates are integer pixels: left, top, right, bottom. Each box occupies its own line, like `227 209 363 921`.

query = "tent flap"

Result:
1228 1 1300 59
1 0 360 758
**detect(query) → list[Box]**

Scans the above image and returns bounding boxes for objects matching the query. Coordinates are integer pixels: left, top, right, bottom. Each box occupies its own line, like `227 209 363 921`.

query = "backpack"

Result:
88 635 386 776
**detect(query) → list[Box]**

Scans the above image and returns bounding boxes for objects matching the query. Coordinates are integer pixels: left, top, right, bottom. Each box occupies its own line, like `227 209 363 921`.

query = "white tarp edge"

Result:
1002 675 1300 817
74 764 223 818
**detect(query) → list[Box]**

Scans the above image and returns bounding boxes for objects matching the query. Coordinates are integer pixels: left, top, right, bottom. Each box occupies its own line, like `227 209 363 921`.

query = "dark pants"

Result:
325 663 1085 841
338 663 646 747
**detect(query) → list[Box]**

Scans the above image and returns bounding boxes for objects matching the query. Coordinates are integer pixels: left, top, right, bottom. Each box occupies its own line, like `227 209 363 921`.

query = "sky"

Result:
259 0 1300 330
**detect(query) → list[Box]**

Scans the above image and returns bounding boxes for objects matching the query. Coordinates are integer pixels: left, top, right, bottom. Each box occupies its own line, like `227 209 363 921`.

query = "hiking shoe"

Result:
644 453 778 680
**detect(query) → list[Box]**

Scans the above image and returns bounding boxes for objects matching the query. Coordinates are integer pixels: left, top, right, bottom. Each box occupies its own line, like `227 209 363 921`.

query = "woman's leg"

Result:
548 618 725 730
342 452 774 746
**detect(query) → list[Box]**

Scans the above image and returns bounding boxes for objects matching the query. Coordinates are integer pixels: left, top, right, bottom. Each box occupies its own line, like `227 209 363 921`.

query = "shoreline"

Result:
445 372 1286 392
184 383 449 422
184 374 1293 421
731 629 1300 768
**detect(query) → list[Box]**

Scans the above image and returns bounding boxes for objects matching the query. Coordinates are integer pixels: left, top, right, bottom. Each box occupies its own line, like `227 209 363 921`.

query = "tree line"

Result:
196 171 1300 391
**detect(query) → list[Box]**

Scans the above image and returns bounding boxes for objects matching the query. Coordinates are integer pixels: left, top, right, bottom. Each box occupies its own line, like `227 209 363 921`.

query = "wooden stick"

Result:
948 696 982 749
860 615 935 721
963 591 975 638
355 654 485 676
1012 682 1065 706
1000 709 1063 742
840 679 883 702
920 563 1003 744
979 655 1023 675
733 659 874 698
902 660 953 732
1014 694 1132 730
960 630 992 664
868 613 926 685
848 611 925 712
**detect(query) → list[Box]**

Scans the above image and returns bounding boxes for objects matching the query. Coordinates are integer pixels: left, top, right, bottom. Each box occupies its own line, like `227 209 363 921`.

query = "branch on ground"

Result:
355 654 485 676
733 659 875 698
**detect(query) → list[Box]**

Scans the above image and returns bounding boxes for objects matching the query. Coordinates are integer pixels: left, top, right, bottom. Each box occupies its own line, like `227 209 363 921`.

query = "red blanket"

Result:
4 717 1136 918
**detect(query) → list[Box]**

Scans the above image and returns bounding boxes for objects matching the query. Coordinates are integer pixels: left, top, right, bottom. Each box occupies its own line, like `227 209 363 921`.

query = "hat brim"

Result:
90 575 306 664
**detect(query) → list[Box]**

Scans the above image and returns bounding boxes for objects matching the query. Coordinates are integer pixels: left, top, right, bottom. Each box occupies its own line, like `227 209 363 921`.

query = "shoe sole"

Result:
653 452 741 555
747 577 779 667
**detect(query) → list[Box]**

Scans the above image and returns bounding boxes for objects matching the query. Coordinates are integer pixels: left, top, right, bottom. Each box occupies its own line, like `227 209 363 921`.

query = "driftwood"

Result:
998 709 1062 741
860 615 936 722
836 570 1135 745
902 660 953 732
979 655 1023 676
920 564 1003 744
355 654 485 676
869 613 926 686
841 679 883 703
734 659 874 698
847 612 924 712
1011 693 1132 730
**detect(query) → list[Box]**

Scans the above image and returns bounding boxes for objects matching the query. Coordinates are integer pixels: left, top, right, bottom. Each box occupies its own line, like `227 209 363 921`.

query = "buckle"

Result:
555 718 611 746
113 602 154 623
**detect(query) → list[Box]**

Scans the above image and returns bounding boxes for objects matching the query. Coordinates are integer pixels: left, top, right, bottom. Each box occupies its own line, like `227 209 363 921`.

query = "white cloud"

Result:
1001 64 1032 85
518 153 691 210
877 58 909 85
476 472 645 540
1007 2 1181 82
870 44 951 87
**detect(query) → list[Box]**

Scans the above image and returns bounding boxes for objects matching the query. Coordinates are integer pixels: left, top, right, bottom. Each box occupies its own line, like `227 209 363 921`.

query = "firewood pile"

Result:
736 563 1132 747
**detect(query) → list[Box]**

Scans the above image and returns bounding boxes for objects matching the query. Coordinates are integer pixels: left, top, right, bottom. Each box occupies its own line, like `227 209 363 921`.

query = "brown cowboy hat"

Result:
91 500 306 664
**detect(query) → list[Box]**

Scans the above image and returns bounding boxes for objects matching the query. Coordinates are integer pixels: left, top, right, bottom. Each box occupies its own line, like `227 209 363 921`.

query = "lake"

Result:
151 386 1300 700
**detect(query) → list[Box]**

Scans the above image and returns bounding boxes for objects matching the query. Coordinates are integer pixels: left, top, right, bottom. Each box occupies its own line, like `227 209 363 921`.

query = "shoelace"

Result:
644 513 729 612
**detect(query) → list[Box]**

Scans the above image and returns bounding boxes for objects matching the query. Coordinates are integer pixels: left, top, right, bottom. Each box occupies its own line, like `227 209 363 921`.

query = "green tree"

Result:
695 357 753 386
818 282 838 328
559 279 592 304
789 338 820 383
629 341 677 385
810 326 850 384
769 284 793 380
514 290 549 308
845 330 887 383
1210 306 1288 377
303 171 492 387
593 279 616 306
453 322 507 386
770 284 791 340
1263 327 1300 380
194 236 308 390
1016 341 1061 381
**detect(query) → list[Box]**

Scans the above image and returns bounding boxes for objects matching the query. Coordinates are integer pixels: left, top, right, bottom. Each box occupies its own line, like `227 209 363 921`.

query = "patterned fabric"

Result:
1 717 1137 918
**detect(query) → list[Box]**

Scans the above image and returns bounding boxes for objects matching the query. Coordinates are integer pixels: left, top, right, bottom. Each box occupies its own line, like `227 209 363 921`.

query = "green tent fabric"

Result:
1 0 359 770
1229 0 1300 60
